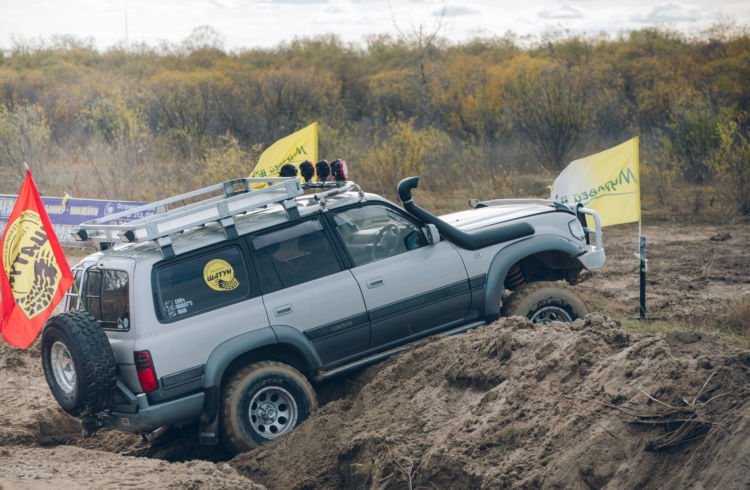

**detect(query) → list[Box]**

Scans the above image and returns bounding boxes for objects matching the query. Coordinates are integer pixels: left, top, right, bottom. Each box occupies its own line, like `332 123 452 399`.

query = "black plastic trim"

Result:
161 364 205 389
469 274 486 290
304 313 370 341
368 279 470 322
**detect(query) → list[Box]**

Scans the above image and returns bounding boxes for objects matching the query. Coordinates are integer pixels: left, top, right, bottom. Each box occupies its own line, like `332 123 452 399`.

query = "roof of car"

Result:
78 190 392 264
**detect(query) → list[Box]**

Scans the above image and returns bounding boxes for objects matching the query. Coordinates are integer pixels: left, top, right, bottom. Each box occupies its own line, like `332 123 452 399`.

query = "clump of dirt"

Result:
230 315 750 489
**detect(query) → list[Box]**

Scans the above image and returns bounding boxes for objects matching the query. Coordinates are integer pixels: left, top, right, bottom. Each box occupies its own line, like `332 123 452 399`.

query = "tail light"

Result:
134 351 158 392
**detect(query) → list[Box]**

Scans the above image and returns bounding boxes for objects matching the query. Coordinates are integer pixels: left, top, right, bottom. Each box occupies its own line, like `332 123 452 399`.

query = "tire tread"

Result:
502 280 588 321
221 361 317 454
42 311 117 415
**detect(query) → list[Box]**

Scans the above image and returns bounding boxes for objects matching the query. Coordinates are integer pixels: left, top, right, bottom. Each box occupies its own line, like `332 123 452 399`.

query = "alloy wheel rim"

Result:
248 386 298 440
530 305 573 325
51 341 76 395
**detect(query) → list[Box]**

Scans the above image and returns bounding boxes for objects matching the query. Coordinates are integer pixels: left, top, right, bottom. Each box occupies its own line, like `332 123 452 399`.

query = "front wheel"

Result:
221 361 317 454
502 281 588 324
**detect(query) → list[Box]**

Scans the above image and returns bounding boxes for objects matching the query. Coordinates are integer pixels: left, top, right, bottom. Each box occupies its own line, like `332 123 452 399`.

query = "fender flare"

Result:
200 326 322 424
482 235 585 317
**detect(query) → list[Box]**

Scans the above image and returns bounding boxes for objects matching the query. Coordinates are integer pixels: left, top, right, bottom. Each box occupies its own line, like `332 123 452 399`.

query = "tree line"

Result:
1 24 748 215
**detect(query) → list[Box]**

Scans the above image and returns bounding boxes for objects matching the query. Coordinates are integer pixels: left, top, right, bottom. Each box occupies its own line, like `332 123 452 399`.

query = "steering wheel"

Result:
371 224 400 261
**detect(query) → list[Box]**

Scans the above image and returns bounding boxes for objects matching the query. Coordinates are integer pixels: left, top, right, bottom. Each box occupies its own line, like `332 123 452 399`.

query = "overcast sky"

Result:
2 0 749 51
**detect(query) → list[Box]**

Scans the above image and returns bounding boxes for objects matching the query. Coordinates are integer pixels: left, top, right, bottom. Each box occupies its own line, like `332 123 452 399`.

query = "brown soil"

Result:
1 223 748 489
232 316 750 489
578 222 750 331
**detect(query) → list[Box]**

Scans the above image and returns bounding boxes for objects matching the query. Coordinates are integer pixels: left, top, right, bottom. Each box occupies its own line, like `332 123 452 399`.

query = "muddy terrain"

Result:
0 223 748 489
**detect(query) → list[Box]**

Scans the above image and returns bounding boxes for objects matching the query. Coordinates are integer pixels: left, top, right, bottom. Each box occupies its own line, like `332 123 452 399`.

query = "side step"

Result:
314 320 486 382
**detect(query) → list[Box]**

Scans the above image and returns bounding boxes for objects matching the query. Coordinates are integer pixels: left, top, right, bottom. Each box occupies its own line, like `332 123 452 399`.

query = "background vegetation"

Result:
1 24 748 219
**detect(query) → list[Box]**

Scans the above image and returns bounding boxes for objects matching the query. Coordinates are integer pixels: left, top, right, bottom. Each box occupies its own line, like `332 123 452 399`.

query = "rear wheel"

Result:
221 361 317 454
41 311 117 415
502 281 588 324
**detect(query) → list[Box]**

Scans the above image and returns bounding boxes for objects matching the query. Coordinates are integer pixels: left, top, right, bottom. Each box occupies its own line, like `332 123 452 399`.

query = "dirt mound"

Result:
230 316 750 489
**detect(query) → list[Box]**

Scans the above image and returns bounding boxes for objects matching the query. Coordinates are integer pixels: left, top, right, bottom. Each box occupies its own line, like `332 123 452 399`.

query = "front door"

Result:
331 204 470 349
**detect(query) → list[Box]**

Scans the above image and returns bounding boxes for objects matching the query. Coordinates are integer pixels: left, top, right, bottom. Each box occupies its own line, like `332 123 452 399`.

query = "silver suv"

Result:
40 176 604 453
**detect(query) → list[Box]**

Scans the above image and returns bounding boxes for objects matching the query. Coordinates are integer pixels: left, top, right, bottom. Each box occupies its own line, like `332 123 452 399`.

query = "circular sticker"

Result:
203 259 239 292
2 210 62 319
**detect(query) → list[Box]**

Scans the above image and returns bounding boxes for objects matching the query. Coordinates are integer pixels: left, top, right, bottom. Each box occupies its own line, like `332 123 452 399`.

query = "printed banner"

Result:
249 122 318 188
551 137 641 227
0 170 73 348
0 195 153 246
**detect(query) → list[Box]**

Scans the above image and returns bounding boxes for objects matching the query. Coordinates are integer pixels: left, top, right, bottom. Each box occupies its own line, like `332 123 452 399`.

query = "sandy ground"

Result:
578 222 750 327
0 223 748 489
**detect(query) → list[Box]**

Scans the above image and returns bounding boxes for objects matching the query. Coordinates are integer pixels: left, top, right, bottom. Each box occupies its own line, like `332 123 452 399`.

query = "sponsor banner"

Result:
250 122 318 188
0 195 153 246
551 136 640 228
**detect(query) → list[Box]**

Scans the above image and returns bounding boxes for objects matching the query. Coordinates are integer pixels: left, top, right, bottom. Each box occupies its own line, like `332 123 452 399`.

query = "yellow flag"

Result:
551 137 640 227
250 122 318 188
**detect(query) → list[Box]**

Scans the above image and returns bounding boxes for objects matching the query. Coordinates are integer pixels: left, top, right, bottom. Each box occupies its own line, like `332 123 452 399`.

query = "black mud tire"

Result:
221 361 317 454
41 311 117 416
502 281 589 324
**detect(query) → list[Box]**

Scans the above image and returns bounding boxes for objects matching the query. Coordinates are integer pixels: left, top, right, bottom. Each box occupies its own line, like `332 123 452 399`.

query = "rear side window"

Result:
83 269 130 330
252 219 341 292
156 246 250 322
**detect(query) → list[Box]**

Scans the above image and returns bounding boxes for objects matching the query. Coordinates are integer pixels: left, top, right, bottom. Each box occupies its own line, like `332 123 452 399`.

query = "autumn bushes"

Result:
0 26 748 217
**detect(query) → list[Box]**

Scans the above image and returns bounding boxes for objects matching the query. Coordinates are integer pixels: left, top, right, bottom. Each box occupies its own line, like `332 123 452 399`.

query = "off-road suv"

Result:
40 176 604 453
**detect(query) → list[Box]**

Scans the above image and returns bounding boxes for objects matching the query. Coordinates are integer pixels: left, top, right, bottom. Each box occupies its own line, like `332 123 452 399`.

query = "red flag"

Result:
0 170 73 348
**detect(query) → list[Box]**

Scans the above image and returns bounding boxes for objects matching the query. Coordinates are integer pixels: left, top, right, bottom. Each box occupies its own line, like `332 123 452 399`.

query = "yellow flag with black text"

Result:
250 122 318 188
551 137 640 227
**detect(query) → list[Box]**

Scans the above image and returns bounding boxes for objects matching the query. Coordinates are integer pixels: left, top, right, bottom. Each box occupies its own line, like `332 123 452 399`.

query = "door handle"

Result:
274 304 293 316
366 277 384 288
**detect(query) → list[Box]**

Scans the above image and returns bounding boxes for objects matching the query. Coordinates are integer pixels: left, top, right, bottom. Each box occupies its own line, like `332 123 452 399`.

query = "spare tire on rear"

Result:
41 311 117 416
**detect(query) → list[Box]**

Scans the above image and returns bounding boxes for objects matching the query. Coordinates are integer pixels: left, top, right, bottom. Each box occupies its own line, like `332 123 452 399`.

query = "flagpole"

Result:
639 221 646 319
635 137 646 320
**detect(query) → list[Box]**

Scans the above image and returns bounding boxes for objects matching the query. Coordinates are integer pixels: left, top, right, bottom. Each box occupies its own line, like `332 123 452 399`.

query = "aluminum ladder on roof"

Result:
74 177 303 257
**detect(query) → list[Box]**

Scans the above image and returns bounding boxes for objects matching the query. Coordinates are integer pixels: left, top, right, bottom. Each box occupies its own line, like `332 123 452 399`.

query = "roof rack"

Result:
74 177 303 257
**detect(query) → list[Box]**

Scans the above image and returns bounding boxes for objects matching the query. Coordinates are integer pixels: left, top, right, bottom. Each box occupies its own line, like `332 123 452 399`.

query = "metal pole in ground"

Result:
639 235 646 319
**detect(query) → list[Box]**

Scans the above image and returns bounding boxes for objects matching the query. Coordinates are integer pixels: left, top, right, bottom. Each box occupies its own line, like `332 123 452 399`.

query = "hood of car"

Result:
439 202 555 231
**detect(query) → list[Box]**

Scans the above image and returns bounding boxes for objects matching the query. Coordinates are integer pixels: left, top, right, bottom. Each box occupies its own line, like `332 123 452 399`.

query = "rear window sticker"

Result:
203 258 240 291
163 298 194 319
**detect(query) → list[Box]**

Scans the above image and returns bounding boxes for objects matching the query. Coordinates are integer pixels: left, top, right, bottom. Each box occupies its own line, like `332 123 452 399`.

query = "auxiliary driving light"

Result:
315 160 331 182
299 160 315 182
330 159 348 182
279 163 298 177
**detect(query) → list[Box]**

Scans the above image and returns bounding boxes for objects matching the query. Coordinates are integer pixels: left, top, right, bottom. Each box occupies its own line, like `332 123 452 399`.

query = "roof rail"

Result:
74 177 302 257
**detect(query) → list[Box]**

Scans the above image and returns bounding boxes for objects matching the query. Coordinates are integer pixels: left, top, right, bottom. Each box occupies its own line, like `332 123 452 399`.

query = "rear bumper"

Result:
83 391 205 433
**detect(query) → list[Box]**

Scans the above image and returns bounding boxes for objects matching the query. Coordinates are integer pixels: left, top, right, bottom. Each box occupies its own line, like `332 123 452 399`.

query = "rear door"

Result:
250 217 369 366
331 204 471 349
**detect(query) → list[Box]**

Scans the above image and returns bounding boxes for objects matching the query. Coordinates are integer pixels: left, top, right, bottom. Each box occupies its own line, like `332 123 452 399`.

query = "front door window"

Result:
332 205 427 266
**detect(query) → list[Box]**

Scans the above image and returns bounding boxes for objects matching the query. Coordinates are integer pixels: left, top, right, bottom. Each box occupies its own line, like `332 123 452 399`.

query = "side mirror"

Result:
424 224 440 245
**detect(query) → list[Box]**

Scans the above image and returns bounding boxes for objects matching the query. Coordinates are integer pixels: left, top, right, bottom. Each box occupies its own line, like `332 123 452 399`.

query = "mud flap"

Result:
199 386 220 445
199 418 220 445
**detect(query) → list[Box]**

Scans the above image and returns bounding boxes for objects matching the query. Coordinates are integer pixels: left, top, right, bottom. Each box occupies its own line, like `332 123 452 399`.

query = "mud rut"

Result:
1 223 748 489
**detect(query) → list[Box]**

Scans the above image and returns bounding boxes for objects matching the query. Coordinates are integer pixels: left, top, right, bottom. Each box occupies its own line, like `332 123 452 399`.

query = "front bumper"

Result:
576 206 606 270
